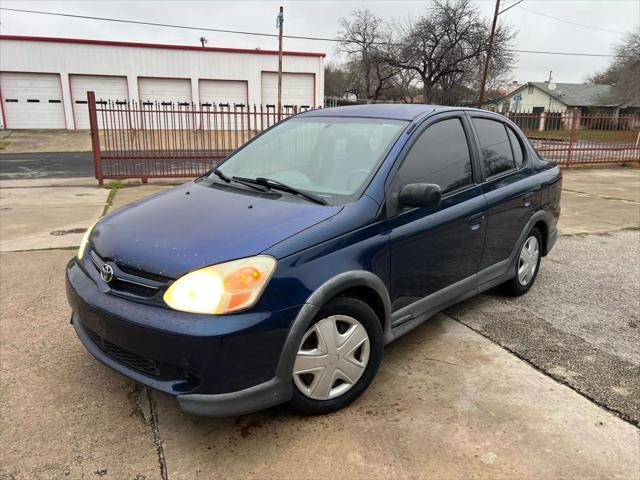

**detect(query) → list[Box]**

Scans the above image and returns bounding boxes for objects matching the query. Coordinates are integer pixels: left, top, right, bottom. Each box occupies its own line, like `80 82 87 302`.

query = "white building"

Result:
0 35 325 129
489 81 625 115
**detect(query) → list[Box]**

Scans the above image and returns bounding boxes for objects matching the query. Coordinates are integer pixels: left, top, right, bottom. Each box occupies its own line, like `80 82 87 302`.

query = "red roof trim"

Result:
0 35 326 58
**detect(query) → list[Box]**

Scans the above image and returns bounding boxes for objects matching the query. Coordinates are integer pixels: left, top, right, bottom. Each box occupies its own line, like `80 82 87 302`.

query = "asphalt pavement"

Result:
447 229 640 425
0 151 94 179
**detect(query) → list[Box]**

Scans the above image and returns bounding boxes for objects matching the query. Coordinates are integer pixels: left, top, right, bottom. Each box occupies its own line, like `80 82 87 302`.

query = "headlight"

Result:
163 256 276 315
77 221 97 260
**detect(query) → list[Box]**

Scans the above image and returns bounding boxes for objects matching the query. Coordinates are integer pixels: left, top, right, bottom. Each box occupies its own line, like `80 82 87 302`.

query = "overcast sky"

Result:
1 0 638 84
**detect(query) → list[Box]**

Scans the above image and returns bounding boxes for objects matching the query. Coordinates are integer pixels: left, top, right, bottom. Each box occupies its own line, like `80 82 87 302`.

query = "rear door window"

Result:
472 118 516 177
506 127 525 167
398 118 474 195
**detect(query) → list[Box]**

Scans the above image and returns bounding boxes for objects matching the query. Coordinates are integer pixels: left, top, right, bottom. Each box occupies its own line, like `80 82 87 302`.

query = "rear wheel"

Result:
501 228 542 296
287 296 383 415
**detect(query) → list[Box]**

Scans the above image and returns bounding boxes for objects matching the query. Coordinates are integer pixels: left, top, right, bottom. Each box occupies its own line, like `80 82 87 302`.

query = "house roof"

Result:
493 82 620 107
530 82 617 107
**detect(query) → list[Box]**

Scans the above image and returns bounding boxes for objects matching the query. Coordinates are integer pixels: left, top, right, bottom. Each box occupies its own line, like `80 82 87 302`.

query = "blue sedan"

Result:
66 104 561 416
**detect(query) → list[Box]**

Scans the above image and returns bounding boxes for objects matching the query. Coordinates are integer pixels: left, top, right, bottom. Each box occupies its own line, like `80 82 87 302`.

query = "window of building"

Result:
528 85 534 94
472 118 516 177
398 118 474 194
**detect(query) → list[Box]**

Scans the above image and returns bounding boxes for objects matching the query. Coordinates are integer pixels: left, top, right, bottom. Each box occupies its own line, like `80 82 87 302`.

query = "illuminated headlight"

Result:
163 256 276 315
77 221 97 260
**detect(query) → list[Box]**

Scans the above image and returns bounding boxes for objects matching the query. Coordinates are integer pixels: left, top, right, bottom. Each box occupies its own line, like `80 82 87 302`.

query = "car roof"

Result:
298 104 469 121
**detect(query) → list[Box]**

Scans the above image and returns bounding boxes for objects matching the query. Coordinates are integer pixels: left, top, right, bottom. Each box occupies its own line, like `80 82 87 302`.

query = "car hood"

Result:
91 182 342 279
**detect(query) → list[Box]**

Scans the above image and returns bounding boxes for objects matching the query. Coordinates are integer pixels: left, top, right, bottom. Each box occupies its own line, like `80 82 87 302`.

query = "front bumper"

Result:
66 258 299 415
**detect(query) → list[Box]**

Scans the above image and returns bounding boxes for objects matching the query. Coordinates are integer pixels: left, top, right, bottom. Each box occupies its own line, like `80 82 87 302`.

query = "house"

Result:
0 35 325 129
488 81 639 116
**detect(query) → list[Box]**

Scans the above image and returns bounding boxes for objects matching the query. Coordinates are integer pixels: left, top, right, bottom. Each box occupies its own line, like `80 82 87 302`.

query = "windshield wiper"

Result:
232 176 327 205
213 169 231 182
213 169 268 192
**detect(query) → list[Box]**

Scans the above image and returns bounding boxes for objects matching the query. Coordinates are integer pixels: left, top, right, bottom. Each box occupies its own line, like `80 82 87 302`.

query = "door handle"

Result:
468 212 485 230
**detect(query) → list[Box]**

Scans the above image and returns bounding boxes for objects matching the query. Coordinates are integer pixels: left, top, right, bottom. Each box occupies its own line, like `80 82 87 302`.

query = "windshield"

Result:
212 116 407 201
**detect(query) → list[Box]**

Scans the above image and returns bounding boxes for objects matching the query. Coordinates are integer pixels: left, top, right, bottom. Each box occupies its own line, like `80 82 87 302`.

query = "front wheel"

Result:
287 296 383 415
501 228 542 296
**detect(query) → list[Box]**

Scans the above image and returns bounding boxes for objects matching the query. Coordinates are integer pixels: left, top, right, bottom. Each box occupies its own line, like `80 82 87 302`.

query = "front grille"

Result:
111 279 159 297
116 263 171 283
87 248 169 301
83 324 160 377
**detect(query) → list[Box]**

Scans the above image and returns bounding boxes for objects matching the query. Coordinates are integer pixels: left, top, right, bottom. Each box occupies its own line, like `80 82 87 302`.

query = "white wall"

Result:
0 38 325 129
497 84 568 113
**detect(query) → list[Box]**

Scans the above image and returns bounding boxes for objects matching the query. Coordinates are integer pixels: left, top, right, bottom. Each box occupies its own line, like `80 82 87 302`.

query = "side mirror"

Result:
398 183 442 208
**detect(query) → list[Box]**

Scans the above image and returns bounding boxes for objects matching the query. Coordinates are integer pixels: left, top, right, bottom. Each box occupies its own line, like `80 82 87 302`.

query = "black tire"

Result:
287 296 383 415
501 227 542 296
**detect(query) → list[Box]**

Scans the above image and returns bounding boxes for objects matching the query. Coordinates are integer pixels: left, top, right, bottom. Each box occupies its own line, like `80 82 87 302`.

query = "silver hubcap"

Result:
518 235 540 286
293 315 370 400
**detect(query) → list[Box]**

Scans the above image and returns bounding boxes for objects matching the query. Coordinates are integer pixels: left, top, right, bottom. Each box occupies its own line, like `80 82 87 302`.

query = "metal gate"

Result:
87 91 312 185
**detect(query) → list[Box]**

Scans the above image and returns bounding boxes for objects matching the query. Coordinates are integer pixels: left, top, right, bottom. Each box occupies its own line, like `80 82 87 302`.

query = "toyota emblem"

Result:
100 263 114 283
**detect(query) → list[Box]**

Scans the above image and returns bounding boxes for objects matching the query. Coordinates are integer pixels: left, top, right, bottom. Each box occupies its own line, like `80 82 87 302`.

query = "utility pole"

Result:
477 0 500 108
546 70 553 111
277 6 284 120
199 36 207 48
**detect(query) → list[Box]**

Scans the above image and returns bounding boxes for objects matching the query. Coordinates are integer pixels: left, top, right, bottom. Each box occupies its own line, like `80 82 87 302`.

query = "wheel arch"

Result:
532 219 549 256
303 271 390 325
275 271 390 380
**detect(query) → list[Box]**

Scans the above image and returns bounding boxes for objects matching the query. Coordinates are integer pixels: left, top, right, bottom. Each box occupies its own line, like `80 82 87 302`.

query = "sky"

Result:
0 0 638 84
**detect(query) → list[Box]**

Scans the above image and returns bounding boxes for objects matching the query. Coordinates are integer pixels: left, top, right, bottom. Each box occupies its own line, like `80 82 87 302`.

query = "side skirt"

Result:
385 210 550 344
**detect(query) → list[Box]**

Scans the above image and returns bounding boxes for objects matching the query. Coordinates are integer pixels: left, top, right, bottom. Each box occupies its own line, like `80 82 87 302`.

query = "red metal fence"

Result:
88 91 640 184
87 91 314 184
502 111 640 166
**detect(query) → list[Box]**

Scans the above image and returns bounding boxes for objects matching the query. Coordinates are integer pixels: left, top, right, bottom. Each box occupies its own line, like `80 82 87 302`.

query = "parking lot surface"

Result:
448 229 640 425
0 152 94 180
1 168 639 479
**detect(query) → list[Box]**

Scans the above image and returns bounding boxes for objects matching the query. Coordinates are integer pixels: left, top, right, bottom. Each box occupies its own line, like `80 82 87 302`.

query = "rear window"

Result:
507 127 525 167
472 118 515 177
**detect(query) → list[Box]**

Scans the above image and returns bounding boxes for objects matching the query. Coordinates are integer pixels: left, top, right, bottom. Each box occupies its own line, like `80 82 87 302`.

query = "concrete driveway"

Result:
1 168 638 479
0 180 104 252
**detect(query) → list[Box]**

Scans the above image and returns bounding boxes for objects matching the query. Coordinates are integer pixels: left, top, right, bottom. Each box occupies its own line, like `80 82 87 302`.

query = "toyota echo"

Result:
66 104 561 416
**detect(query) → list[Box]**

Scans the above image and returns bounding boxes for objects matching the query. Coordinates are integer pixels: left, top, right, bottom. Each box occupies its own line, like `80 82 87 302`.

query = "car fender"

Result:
274 270 391 381
512 209 552 262
479 208 552 290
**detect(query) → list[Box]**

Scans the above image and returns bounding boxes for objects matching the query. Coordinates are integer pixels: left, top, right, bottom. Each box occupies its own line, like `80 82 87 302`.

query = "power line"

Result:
0 6 631 58
498 0 525 16
512 48 622 57
514 5 627 35
0 7 336 42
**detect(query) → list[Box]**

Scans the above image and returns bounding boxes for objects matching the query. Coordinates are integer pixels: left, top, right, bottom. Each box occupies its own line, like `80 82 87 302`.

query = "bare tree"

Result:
590 30 640 105
337 8 400 101
394 69 421 103
324 62 358 99
389 0 516 104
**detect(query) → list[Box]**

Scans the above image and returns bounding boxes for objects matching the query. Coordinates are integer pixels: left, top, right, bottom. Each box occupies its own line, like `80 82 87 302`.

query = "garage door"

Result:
261 73 314 108
0 72 65 129
199 80 247 107
70 75 128 129
139 77 192 104
138 78 193 129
